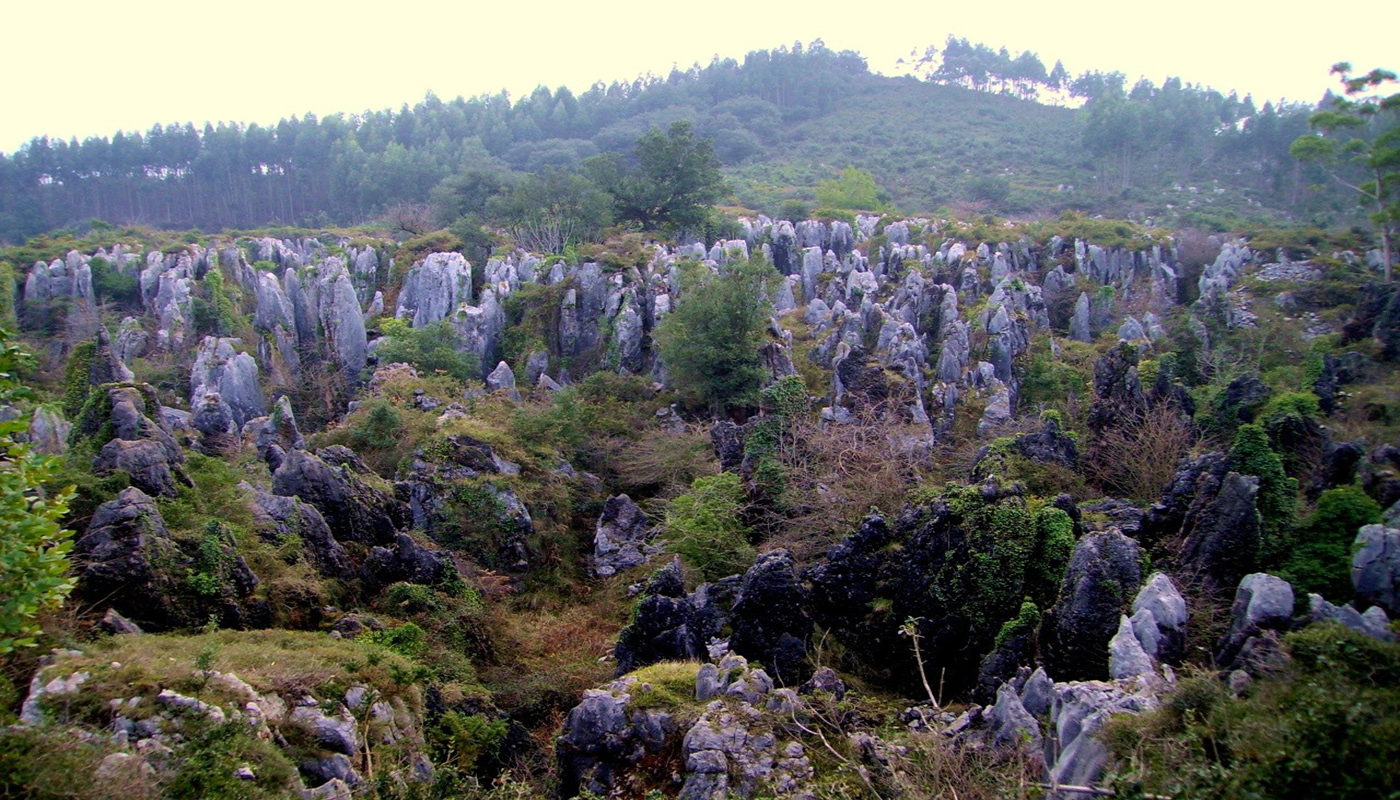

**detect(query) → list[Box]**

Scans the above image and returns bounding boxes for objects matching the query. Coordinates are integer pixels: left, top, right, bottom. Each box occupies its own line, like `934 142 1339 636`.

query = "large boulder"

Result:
395 252 472 327
1352 524 1400 616
1040 531 1143 682
190 336 266 427
245 484 354 581
729 550 813 685
1086 342 1146 436
1176 471 1262 594
613 559 728 674
82 385 189 497
271 447 408 546
362 533 452 593
1216 572 1294 668
71 488 188 628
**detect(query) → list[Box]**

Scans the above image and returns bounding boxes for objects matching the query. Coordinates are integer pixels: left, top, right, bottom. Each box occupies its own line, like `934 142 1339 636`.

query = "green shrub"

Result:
1228 424 1298 562
1103 624 1400 799
383 581 445 615
655 258 775 414
994 599 1041 649
162 715 300 799
1283 486 1382 601
88 257 139 305
0 332 75 654
1025 506 1074 609
429 711 508 773
665 472 755 580
61 340 97 417
352 400 406 452
370 622 428 659
375 318 481 383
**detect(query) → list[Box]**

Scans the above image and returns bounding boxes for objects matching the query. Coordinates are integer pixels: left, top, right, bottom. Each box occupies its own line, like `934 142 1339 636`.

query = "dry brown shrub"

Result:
1086 403 1199 503
597 425 719 507
481 585 629 728
763 408 936 561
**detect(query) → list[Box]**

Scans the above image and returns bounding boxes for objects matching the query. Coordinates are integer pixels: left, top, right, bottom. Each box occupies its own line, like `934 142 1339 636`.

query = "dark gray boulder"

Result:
71 487 189 628
729 550 813 685
1040 531 1143 681
1138 452 1229 548
362 533 451 593
1177 471 1261 594
1308 440 1365 500
555 688 635 798
614 559 710 675
1086 342 1146 437
245 484 353 581
83 384 189 498
271 447 408 546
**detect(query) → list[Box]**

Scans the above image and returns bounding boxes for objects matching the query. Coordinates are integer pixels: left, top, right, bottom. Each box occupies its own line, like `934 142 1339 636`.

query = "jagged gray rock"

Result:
245 484 353 581
1352 524 1400 616
395 252 472 326
271 447 408 547
1178 472 1262 594
71 487 189 629
27 406 70 455
1108 615 1155 680
89 386 189 497
485 361 520 401
1129 572 1188 663
190 337 266 427
593 495 653 578
1217 572 1294 667
729 550 812 685
1070 292 1092 342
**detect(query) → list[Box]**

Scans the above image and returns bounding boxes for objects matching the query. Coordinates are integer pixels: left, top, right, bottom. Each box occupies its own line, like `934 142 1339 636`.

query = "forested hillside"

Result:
0 40 1356 242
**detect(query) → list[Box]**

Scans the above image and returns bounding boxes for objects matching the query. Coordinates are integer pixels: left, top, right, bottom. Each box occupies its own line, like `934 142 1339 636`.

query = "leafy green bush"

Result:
352 400 406 452
370 622 428 659
384 581 445 615
816 167 885 211
655 258 776 414
1228 423 1298 561
665 472 755 580
993 599 1040 649
87 257 139 305
429 711 508 774
1283 486 1382 601
375 318 481 383
0 331 75 654
1104 624 1400 799
1025 506 1075 609
61 340 97 417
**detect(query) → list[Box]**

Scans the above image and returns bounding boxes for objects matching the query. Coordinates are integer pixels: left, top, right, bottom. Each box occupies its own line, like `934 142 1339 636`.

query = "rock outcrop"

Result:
271 447 408 546
1041 531 1143 681
593 494 655 578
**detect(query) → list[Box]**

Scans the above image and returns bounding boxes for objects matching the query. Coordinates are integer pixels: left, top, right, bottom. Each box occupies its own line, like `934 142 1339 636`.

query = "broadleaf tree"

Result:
655 257 777 416
0 329 75 654
597 120 727 233
1291 63 1399 281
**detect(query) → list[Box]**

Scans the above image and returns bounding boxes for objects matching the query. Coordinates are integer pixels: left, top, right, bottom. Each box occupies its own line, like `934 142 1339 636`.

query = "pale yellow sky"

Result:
2 0 1392 153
